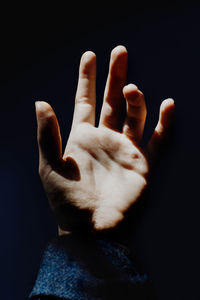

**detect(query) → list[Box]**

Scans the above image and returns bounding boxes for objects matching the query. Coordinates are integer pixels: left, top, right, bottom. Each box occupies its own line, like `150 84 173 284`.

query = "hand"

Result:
35 46 175 233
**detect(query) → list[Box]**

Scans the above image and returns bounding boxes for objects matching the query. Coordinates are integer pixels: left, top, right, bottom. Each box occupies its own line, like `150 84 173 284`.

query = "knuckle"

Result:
75 96 89 104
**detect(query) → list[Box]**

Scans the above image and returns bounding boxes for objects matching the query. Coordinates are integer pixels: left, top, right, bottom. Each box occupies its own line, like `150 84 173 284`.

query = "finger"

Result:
99 45 128 131
71 51 96 129
146 98 175 161
122 84 147 144
35 101 62 172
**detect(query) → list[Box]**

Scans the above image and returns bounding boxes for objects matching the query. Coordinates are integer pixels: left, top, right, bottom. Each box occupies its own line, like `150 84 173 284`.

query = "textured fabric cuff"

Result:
29 234 154 300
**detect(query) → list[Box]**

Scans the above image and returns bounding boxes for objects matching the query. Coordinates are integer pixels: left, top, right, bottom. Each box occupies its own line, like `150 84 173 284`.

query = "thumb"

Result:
35 101 62 171
146 98 175 163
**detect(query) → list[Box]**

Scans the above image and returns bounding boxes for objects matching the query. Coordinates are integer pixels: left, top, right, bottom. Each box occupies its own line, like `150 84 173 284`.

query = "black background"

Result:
0 2 200 299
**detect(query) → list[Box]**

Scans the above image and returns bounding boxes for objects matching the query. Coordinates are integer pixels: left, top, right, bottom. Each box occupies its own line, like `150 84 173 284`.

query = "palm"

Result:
46 123 148 229
36 46 174 232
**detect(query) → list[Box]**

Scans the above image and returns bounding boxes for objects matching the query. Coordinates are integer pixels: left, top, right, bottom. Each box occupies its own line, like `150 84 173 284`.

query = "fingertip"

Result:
81 51 96 64
167 98 175 105
160 98 175 110
110 46 128 65
123 83 138 94
81 50 96 60
35 101 48 110
80 51 96 75
123 84 144 107
111 45 128 56
35 101 54 119
160 98 175 117
159 98 175 128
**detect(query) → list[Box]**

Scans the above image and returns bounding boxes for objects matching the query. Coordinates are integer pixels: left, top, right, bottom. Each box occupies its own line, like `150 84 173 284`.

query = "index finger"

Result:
71 51 96 129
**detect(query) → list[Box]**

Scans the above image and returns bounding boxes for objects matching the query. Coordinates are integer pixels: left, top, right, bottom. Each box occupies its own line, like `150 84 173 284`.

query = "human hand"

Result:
35 46 175 233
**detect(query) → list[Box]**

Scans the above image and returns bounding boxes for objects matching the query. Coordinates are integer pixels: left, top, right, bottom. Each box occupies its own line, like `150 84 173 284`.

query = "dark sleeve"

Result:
29 233 156 300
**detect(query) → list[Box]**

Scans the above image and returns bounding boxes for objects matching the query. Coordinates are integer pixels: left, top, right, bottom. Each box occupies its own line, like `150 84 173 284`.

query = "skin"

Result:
35 46 175 234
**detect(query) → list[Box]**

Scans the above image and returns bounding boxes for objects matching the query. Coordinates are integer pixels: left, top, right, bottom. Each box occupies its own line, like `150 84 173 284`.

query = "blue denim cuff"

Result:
29 234 155 300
